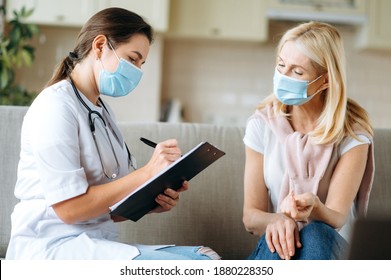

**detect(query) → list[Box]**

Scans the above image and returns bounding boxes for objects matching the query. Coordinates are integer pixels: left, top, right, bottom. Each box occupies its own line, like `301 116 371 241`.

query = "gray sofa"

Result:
1 105 390 260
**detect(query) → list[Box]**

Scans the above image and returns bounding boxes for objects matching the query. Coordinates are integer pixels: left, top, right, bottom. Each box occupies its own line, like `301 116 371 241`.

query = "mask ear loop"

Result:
107 40 121 61
307 73 327 98
308 73 324 85
99 40 120 71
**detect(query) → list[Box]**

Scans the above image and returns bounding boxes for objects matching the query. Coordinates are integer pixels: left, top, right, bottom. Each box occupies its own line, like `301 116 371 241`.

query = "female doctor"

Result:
6 7 220 260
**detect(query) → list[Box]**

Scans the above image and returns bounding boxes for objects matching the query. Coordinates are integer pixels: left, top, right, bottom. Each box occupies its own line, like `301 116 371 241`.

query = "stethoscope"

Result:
69 78 136 179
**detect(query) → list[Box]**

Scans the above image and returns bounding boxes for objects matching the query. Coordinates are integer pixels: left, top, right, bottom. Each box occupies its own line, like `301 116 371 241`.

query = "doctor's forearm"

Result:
52 168 151 224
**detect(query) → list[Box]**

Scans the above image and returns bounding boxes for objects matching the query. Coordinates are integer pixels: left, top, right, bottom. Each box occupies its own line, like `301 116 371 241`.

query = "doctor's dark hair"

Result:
46 7 153 86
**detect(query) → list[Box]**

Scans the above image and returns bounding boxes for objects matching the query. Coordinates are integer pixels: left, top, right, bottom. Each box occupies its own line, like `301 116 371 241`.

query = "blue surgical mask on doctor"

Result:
273 67 324 106
99 41 143 97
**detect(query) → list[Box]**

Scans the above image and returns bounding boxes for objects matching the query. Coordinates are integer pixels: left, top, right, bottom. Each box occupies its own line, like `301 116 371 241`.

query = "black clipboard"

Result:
110 142 225 221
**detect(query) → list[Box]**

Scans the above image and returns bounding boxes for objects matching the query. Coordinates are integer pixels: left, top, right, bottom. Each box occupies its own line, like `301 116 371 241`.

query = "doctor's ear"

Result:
92 35 108 59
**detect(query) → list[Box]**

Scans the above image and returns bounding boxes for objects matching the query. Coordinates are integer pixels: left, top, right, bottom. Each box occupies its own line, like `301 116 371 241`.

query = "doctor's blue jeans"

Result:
247 221 348 260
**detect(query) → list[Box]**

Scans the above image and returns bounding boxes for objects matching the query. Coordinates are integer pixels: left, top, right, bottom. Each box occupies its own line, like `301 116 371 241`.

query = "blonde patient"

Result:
243 21 374 260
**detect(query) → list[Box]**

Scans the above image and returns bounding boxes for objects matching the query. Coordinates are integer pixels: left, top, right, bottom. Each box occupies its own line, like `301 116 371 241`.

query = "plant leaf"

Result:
0 5 39 105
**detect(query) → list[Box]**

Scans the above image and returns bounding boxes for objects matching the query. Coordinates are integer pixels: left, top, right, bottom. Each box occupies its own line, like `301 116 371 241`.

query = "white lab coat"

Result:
6 80 158 259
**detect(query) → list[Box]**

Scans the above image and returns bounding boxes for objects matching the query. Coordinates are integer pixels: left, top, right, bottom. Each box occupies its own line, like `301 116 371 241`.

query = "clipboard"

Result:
110 142 226 221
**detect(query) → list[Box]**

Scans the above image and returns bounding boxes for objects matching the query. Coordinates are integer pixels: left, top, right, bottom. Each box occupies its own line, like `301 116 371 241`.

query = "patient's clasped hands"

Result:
265 191 319 260
280 191 318 223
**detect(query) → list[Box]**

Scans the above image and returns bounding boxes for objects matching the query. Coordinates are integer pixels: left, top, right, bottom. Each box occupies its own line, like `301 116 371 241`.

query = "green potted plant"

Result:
0 5 39 105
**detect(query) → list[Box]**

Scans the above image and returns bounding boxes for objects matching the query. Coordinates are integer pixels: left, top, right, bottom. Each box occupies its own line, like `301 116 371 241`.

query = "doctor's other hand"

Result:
151 181 189 214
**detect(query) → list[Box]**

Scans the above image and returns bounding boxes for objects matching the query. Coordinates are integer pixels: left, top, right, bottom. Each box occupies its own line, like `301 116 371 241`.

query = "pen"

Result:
140 137 157 148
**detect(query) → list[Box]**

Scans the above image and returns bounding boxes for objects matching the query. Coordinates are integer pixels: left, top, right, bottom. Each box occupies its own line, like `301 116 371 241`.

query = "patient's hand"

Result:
293 192 317 222
280 191 315 222
280 191 300 220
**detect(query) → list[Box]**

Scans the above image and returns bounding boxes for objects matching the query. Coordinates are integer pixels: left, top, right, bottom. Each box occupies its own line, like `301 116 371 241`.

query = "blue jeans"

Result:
133 246 220 260
247 221 348 260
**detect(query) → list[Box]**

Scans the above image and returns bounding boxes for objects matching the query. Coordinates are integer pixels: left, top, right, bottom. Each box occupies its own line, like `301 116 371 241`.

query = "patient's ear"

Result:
320 74 329 91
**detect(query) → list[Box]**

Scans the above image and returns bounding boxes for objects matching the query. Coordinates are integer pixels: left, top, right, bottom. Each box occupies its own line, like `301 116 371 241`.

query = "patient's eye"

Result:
294 70 303 76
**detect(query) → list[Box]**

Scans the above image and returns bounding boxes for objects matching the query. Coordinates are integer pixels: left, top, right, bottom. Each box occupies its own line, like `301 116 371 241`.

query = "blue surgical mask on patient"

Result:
273 67 323 106
99 42 143 97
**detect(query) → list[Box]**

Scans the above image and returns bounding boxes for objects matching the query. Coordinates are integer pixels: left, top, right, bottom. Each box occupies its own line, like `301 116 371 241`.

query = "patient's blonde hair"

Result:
258 21 373 144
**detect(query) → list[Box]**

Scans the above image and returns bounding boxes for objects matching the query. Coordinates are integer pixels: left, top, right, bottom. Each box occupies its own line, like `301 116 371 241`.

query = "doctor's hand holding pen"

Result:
110 138 188 223
140 138 189 214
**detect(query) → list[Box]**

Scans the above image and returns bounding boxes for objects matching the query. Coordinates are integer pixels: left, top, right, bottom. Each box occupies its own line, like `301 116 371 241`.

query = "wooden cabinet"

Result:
6 0 170 32
167 0 268 42
103 0 169 32
6 0 97 27
357 0 391 50
266 0 366 24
